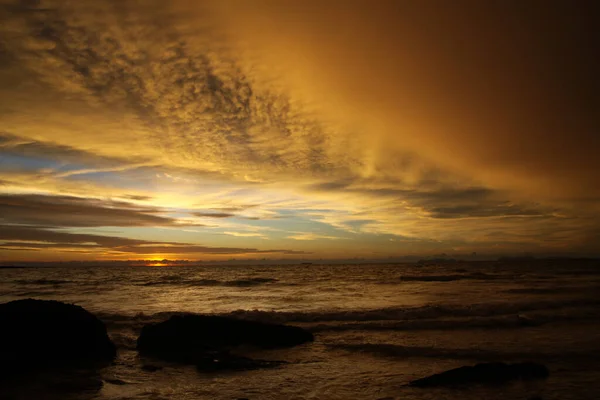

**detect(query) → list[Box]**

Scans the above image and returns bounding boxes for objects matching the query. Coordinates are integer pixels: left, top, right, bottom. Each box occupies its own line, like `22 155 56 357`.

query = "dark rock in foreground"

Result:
409 362 549 387
137 314 313 365
0 299 116 373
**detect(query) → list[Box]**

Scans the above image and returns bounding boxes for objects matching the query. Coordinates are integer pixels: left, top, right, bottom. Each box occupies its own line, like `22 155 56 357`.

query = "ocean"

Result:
1 260 599 400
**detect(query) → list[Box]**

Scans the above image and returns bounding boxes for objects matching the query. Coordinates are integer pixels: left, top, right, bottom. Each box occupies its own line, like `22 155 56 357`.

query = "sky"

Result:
0 0 598 263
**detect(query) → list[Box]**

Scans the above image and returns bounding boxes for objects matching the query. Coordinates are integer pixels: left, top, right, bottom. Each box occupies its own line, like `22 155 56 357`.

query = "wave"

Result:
220 298 600 324
96 298 600 334
309 310 600 332
310 315 543 332
329 343 599 361
13 279 72 285
394 273 503 282
501 287 592 295
138 277 279 287
138 278 218 287
224 278 279 287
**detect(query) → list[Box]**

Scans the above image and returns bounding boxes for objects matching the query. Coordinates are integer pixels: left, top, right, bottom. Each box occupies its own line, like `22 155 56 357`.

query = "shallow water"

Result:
1 260 599 399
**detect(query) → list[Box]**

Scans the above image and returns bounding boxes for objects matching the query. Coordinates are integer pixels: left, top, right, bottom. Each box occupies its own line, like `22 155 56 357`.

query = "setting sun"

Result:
145 256 170 267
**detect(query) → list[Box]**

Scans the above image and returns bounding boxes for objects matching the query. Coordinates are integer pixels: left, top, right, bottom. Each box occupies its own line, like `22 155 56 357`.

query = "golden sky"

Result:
0 0 598 262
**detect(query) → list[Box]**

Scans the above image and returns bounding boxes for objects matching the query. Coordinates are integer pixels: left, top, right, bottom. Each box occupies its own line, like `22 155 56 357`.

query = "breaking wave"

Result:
97 297 600 334
137 277 279 287
329 343 598 361
393 273 503 282
219 298 600 324
13 279 73 285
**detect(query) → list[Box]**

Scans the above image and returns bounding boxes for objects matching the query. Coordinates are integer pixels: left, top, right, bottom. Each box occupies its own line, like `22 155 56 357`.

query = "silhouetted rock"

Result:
516 314 537 326
137 314 313 364
104 378 129 385
409 362 549 387
0 299 116 374
49 374 105 393
141 364 163 372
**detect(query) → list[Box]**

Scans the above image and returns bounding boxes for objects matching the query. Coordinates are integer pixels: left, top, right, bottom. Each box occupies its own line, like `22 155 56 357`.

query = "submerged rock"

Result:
0 299 116 373
137 314 313 362
137 314 313 368
141 364 163 372
103 378 129 385
409 362 549 387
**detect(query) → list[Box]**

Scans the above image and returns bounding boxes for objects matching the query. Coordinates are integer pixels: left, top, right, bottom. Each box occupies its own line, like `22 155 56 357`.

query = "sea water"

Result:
0 260 599 400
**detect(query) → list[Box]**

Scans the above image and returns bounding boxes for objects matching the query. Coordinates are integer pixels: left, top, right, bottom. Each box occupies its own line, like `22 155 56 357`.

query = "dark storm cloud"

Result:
307 179 354 192
0 194 190 227
193 212 236 218
395 188 551 219
0 224 150 248
192 209 275 220
116 245 306 256
427 205 544 220
123 194 153 201
207 204 259 212
306 178 552 220
0 224 306 255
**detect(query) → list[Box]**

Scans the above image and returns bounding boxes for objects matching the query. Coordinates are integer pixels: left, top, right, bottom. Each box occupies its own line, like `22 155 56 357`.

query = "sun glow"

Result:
145 256 170 267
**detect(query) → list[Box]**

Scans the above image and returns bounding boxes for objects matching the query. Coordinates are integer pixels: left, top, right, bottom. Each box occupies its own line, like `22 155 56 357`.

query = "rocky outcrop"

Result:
409 362 549 387
0 299 116 373
137 314 313 368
